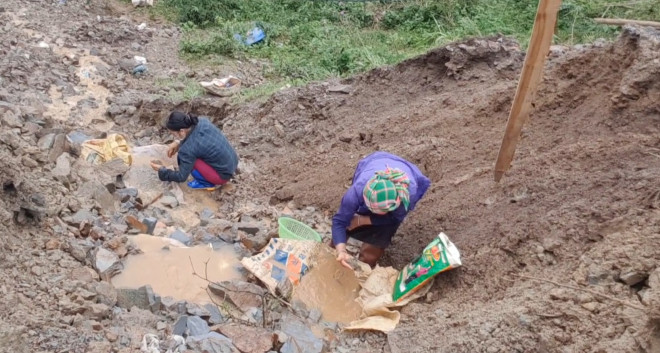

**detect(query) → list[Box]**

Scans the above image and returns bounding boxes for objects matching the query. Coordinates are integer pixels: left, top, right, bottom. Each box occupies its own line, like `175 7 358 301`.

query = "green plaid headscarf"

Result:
363 167 410 215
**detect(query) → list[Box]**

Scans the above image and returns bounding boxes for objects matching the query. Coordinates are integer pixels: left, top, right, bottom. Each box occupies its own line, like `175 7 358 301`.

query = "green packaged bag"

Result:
393 232 462 302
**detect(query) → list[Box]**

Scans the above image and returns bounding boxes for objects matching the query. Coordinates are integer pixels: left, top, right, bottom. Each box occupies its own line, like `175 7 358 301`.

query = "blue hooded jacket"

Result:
158 117 238 182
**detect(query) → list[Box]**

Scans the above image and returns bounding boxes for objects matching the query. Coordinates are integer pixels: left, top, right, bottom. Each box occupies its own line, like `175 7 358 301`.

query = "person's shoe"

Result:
191 169 205 181
188 169 218 190
187 179 218 190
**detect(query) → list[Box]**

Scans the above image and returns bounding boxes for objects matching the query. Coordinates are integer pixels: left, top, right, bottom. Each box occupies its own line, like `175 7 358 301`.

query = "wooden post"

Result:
493 0 562 182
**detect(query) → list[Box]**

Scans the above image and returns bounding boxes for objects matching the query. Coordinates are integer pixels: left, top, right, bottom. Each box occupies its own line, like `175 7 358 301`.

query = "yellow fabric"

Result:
81 134 132 166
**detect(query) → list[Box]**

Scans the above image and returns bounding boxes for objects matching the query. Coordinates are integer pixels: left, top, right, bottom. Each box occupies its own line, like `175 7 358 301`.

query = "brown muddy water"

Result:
293 248 364 324
112 234 242 303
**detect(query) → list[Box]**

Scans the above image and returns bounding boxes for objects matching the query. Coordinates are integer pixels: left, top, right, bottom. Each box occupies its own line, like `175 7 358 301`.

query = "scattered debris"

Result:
200 76 242 97
233 26 266 46
132 0 154 7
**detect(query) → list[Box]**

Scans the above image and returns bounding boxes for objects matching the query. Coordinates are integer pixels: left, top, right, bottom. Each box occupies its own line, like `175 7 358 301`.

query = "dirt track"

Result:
1 0 660 352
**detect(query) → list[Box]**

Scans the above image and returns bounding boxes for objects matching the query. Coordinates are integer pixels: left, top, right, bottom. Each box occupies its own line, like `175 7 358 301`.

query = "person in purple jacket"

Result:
332 152 431 269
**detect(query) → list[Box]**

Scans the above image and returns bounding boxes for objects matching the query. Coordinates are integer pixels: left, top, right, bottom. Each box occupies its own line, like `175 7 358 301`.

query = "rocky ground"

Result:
1 0 660 352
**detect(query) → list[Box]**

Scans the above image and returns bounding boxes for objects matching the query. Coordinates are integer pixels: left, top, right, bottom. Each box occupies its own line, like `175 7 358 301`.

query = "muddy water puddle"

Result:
112 234 242 304
293 248 363 324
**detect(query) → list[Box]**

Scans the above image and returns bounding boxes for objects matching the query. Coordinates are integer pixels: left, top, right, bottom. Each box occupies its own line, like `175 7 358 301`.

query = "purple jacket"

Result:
331 152 431 245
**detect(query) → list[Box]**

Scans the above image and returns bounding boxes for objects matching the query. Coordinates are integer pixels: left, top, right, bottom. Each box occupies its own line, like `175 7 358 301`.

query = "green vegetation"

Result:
147 0 659 100
155 75 206 101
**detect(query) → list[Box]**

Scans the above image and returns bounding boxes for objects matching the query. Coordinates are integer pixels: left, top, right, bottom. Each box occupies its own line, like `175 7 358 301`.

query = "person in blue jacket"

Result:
332 152 430 268
150 111 239 190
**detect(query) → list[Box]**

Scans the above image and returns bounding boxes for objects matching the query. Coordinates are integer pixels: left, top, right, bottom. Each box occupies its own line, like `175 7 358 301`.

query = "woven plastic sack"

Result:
392 233 461 302
81 133 132 166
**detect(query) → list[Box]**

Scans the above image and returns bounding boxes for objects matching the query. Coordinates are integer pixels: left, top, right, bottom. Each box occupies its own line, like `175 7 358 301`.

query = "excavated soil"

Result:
1 0 660 352
221 26 660 352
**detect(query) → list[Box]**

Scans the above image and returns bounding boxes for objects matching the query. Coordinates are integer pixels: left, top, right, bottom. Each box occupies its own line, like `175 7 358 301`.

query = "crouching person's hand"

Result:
335 243 353 270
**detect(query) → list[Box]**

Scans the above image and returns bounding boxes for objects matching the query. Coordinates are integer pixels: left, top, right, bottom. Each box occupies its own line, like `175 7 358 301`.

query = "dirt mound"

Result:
220 27 660 351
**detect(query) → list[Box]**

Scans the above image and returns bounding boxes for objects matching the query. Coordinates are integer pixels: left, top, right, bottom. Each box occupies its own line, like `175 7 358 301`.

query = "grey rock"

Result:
200 208 214 226
31 193 46 207
1 111 23 128
1 130 22 150
94 248 121 276
204 303 225 324
76 288 97 301
38 134 55 151
199 232 219 244
173 315 188 336
291 300 308 318
209 239 231 249
116 188 138 202
216 324 274 353
308 308 322 323
47 133 67 162
0 101 19 115
187 316 210 337
170 229 191 246
220 233 236 244
77 180 116 214
161 335 186 352
208 280 266 313
518 314 533 327
186 302 210 317
241 307 263 325
119 59 136 72
22 156 39 168
620 271 648 286
107 104 126 117
207 219 233 232
85 303 110 320
173 315 214 338
186 332 237 353
91 281 118 307
66 131 91 147
587 271 612 285
116 285 160 313
68 209 95 227
327 84 352 94
279 312 323 353
161 195 179 208
241 233 270 252
338 135 352 143
98 158 130 176
22 121 42 135
110 222 129 235
142 217 158 235
114 176 126 190
65 240 89 263
52 152 72 177
233 243 251 259
161 296 187 314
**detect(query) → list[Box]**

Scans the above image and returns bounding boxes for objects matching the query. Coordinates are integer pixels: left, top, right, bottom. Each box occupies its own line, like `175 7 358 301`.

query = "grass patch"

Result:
155 76 206 101
149 0 658 100
231 79 308 104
